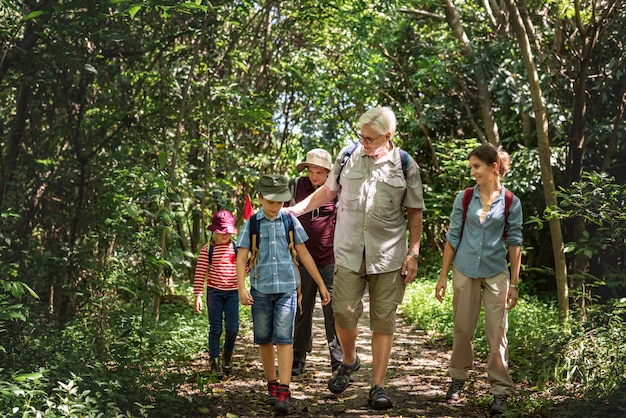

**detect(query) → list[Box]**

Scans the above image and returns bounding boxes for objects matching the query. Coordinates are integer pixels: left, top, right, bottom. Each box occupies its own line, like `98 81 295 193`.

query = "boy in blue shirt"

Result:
236 174 331 416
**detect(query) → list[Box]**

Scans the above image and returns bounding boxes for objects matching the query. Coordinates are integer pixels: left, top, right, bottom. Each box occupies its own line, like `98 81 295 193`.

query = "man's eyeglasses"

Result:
357 132 385 144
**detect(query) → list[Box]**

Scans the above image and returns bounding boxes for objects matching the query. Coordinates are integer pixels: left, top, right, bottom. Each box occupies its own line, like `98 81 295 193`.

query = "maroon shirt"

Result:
291 176 336 266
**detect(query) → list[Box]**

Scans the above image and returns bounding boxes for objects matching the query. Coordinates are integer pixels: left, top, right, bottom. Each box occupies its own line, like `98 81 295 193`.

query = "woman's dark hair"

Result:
468 144 511 177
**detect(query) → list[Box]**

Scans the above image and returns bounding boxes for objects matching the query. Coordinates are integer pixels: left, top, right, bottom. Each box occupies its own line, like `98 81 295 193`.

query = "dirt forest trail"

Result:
182 289 496 418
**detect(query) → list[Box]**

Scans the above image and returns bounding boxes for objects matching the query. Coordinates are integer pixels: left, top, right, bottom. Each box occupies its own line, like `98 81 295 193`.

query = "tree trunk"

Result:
503 0 569 321
443 0 500 145
601 60 626 172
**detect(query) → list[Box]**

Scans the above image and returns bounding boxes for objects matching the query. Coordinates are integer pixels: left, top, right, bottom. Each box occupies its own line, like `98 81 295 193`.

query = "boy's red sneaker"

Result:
267 380 279 405
273 385 291 415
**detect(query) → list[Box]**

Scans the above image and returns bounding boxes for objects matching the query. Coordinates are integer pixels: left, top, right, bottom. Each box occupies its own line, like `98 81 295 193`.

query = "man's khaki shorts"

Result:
332 262 406 334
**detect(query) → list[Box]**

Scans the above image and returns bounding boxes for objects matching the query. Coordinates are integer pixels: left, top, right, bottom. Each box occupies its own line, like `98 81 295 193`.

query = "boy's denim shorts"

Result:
250 287 297 345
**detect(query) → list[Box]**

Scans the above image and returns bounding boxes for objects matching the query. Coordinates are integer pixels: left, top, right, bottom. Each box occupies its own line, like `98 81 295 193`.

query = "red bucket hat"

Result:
208 210 237 234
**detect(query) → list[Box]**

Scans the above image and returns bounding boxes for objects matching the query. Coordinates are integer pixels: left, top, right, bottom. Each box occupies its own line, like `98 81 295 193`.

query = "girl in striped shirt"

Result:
193 209 239 379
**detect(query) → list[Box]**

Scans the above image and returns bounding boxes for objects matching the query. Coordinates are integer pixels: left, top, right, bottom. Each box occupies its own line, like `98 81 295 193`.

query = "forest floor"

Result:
173 291 623 417
177 292 507 418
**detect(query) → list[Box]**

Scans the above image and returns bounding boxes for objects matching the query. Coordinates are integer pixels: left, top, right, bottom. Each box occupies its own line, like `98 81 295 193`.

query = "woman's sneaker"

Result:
273 385 291 415
328 355 360 394
446 379 465 400
490 394 507 415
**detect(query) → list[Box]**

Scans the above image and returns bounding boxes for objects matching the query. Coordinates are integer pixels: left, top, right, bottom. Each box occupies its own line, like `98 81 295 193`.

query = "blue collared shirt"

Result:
236 208 308 293
445 186 523 278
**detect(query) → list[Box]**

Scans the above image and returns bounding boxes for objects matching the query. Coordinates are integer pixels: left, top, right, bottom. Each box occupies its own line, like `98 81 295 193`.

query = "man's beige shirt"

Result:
325 143 424 274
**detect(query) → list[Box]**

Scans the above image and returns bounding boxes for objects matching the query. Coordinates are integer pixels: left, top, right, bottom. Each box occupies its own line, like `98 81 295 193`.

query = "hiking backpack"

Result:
460 187 514 241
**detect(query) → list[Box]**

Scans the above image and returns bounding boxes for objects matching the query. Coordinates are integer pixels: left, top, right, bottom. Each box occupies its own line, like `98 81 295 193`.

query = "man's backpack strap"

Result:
459 187 515 241
399 149 409 178
337 142 359 184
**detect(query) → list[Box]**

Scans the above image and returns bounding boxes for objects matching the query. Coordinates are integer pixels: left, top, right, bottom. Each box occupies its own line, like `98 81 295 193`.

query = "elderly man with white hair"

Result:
285 106 424 410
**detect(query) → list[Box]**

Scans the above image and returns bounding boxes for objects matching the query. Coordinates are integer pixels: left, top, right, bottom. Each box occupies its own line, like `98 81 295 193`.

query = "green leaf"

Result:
128 4 142 19
22 10 47 22
158 152 168 169
13 371 45 382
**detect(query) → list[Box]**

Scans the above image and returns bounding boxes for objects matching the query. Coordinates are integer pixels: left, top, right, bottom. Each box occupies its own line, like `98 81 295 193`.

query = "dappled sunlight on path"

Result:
183 288 492 417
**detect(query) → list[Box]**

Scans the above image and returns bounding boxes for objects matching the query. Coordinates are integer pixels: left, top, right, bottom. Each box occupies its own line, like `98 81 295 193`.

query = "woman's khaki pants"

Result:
449 268 514 396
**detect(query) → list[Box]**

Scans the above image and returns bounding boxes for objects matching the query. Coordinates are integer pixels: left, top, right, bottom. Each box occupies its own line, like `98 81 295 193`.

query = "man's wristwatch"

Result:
509 284 518 289
408 253 419 261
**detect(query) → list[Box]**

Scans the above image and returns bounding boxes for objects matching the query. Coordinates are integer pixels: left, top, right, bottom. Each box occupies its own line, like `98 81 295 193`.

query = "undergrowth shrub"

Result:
1 284 212 417
553 300 626 396
401 280 454 344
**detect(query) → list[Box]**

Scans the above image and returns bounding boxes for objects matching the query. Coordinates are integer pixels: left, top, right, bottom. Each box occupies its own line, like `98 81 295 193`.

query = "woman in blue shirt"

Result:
435 144 522 416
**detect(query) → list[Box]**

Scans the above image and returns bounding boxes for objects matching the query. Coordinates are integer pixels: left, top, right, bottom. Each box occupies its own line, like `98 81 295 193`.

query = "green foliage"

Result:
402 280 454 344
0 280 38 360
508 296 563 383
557 172 626 230
553 301 626 396
0 286 212 416
1 368 155 417
531 172 626 301
420 138 479 260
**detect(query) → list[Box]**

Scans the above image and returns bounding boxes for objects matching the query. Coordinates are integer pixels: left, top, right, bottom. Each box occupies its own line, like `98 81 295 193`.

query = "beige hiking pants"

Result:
449 267 514 396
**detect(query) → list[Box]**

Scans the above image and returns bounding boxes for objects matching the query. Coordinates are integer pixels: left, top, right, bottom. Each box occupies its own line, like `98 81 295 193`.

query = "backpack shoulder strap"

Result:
399 149 409 179
248 212 261 273
282 213 298 264
282 211 294 233
503 190 514 241
282 212 302 311
459 188 515 241
459 187 474 240
289 177 300 206
337 142 359 184
248 212 298 275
